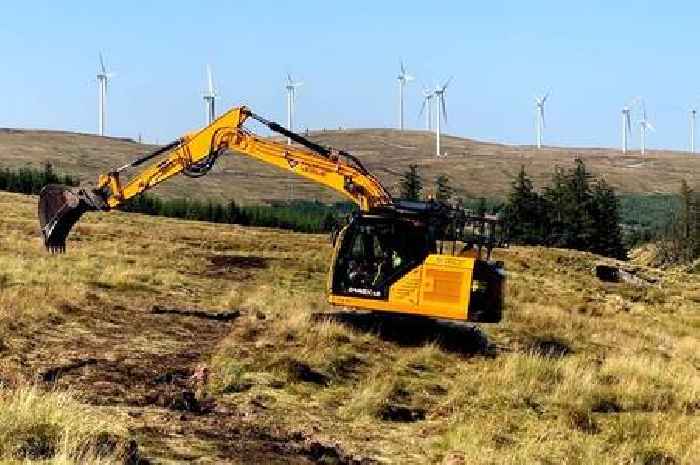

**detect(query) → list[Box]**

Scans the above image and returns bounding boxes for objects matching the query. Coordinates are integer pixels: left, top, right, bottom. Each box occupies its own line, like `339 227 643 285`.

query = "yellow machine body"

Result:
329 254 477 320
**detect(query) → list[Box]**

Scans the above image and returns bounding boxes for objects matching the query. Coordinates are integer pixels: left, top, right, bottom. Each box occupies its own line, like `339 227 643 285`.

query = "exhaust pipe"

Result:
38 185 107 253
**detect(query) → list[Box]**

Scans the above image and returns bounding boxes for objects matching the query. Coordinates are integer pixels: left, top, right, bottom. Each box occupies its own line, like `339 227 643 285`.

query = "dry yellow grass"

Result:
0 190 698 464
0 386 132 464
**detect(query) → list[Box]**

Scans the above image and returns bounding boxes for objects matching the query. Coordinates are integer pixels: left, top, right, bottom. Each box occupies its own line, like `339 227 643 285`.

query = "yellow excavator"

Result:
38 106 505 322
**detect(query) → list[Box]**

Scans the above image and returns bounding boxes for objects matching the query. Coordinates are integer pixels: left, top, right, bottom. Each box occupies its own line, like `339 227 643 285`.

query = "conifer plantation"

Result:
501 160 627 259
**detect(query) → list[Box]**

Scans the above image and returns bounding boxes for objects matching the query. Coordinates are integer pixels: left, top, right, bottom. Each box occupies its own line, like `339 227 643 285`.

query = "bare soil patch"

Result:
6 299 370 463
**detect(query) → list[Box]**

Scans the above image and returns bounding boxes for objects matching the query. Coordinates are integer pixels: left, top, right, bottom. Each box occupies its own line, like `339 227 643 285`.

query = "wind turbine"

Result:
397 60 414 131
621 98 637 154
534 91 549 149
285 73 303 144
638 99 654 155
96 53 113 136
433 78 451 157
203 65 217 125
689 107 696 153
418 87 434 131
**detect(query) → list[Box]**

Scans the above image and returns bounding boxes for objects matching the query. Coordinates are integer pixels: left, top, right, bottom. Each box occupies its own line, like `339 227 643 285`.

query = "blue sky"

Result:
1 1 699 151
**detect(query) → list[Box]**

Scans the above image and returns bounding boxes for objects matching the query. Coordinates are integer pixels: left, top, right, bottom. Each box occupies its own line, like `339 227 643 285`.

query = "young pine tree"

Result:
503 166 547 244
590 179 627 259
435 174 453 203
399 164 423 201
566 158 596 250
543 159 595 250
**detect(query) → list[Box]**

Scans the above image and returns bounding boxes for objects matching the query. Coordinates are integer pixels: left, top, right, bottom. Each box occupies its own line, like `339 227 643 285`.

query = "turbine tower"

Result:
285 73 303 144
96 53 113 136
433 78 451 157
418 87 434 131
203 65 217 125
690 108 696 153
534 92 549 149
397 60 414 131
621 100 635 154
638 99 654 155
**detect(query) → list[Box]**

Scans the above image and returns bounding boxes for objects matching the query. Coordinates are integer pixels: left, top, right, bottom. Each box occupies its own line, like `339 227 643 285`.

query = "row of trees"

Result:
501 160 627 259
0 164 340 234
3 163 695 264
0 163 79 194
118 195 341 233
399 164 454 203
397 160 627 259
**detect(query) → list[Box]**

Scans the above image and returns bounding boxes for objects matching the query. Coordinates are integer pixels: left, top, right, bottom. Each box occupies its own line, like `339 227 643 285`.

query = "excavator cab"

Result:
331 214 433 298
328 204 505 322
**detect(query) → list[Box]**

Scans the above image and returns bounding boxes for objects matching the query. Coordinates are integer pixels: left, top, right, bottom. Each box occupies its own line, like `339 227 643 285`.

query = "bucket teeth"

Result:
38 185 103 253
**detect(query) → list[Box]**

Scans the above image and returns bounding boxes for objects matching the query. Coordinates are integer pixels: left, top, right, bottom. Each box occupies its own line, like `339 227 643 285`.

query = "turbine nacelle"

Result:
535 91 549 108
398 60 414 83
638 98 654 132
285 73 303 98
96 53 114 81
432 77 452 158
433 77 451 124
621 107 632 135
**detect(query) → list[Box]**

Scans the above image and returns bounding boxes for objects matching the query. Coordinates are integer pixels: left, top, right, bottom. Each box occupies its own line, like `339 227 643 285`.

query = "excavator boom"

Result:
39 106 391 251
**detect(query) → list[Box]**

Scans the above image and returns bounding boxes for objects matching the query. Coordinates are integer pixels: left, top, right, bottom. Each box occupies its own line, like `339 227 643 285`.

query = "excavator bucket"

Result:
38 185 103 253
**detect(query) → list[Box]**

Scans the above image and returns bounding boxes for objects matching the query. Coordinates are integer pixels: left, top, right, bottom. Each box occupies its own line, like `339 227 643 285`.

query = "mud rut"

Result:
9 296 368 464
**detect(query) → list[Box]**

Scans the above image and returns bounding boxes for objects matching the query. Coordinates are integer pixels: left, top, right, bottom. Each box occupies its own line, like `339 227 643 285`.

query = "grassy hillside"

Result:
1 127 698 205
0 190 698 464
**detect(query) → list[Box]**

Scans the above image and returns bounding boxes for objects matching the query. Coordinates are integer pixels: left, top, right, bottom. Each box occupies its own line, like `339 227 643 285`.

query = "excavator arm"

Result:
39 106 392 252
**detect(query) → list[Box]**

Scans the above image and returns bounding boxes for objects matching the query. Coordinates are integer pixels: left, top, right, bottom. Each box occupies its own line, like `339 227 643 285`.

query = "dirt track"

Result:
7 296 370 464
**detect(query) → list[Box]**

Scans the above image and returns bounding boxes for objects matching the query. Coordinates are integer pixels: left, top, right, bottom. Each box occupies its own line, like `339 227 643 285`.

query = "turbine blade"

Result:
441 96 448 123
540 107 546 128
418 99 427 118
625 113 632 134
99 52 106 73
207 65 214 94
441 76 453 91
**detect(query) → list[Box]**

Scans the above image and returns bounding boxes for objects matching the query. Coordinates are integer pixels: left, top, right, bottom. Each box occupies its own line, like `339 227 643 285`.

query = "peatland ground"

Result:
0 190 697 464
